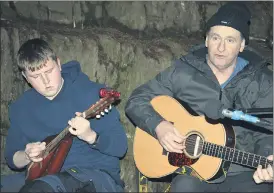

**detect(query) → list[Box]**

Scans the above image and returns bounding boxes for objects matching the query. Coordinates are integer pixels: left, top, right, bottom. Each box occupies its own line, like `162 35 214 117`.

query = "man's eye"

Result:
46 69 53 73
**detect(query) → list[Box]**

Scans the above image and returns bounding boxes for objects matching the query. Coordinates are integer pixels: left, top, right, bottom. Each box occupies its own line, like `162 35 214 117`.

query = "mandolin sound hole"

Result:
184 132 204 159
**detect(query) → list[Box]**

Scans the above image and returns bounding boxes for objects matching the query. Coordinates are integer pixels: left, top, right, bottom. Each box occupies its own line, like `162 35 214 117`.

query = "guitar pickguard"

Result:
168 152 198 167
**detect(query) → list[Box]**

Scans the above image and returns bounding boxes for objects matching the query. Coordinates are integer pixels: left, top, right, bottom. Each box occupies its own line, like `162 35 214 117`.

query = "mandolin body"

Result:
25 134 73 181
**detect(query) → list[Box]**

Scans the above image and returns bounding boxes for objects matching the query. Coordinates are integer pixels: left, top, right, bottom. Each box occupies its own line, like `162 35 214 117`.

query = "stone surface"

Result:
1 2 272 39
0 1 272 192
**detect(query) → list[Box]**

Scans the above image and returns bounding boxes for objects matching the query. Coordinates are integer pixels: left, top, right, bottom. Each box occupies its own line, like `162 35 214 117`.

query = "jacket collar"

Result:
181 44 267 75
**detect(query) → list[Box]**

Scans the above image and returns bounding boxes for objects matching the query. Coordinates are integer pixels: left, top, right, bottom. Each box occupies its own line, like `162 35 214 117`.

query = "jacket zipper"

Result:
219 88 223 100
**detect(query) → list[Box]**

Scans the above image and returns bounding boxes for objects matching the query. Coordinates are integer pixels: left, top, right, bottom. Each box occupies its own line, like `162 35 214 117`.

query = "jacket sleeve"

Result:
125 62 179 137
253 67 273 156
4 104 30 170
251 68 273 132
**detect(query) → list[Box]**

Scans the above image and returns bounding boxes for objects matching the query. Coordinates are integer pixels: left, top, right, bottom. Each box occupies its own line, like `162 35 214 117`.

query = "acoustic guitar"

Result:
26 88 120 181
134 95 273 181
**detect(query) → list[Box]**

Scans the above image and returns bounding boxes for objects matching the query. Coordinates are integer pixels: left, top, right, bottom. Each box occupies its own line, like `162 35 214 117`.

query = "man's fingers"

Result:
28 151 42 158
32 157 43 162
172 134 185 144
253 172 263 184
166 140 184 153
257 165 265 181
69 127 77 136
262 167 271 181
267 165 273 179
162 142 181 153
267 155 273 161
173 128 186 139
75 112 82 116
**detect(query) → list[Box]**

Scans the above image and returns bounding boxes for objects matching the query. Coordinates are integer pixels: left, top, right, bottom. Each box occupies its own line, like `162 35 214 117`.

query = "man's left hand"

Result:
253 155 273 184
68 112 97 144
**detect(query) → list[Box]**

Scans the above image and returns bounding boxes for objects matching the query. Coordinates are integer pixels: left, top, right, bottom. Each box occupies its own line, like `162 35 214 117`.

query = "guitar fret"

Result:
260 157 267 168
216 145 220 158
220 146 224 159
224 147 229 161
248 154 255 167
232 149 239 163
238 151 243 164
236 149 240 163
242 152 248 165
228 148 234 162
207 143 211 155
208 143 212 156
253 155 261 168
212 144 216 157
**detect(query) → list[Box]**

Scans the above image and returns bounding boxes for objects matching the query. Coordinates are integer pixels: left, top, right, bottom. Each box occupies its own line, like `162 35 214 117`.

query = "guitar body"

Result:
26 134 73 181
134 95 235 181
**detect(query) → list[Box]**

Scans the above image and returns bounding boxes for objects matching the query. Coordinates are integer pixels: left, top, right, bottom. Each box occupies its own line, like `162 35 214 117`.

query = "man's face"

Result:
23 58 63 98
205 25 245 71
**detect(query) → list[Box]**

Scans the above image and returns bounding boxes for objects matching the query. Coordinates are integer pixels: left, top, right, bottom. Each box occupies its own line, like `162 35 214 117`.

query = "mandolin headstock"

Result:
83 88 120 119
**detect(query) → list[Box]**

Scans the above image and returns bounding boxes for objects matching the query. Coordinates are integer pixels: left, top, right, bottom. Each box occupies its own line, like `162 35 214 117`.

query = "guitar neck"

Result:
202 142 273 169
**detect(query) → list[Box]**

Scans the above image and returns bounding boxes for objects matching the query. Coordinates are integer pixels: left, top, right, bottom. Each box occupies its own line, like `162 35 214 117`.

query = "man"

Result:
1 38 128 192
125 2 273 192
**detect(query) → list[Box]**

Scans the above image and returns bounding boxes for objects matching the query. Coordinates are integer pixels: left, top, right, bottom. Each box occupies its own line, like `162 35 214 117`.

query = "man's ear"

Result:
205 36 208 48
239 39 246 52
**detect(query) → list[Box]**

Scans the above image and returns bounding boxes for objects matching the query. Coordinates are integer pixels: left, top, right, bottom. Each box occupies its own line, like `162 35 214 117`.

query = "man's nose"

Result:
41 74 50 85
217 40 225 52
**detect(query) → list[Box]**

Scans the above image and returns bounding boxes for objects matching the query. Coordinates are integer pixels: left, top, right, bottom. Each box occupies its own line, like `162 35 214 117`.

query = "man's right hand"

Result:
24 142 46 162
155 120 186 153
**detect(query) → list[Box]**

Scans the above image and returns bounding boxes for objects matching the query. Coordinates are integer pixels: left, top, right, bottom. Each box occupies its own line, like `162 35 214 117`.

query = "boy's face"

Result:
23 58 63 99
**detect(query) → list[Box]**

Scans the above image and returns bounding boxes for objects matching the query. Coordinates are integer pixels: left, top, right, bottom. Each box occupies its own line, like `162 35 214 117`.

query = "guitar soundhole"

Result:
168 133 203 167
184 133 204 158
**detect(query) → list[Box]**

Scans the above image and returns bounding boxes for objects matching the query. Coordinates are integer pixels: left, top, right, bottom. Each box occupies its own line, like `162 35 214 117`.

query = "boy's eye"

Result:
46 69 53 73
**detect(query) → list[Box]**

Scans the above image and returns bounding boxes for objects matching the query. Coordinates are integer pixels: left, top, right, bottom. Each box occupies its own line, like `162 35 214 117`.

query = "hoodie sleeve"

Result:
89 106 128 158
4 104 29 170
67 62 128 158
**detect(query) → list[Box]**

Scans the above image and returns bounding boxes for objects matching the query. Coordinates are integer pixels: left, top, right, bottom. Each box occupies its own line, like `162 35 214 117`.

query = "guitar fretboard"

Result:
202 142 273 168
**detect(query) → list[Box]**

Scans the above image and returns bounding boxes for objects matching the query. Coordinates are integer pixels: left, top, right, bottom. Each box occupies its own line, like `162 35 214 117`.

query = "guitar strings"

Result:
183 138 271 167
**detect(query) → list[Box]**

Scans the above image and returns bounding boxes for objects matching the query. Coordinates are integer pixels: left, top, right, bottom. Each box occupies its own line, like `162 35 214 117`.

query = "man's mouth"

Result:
215 54 226 58
45 86 53 90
